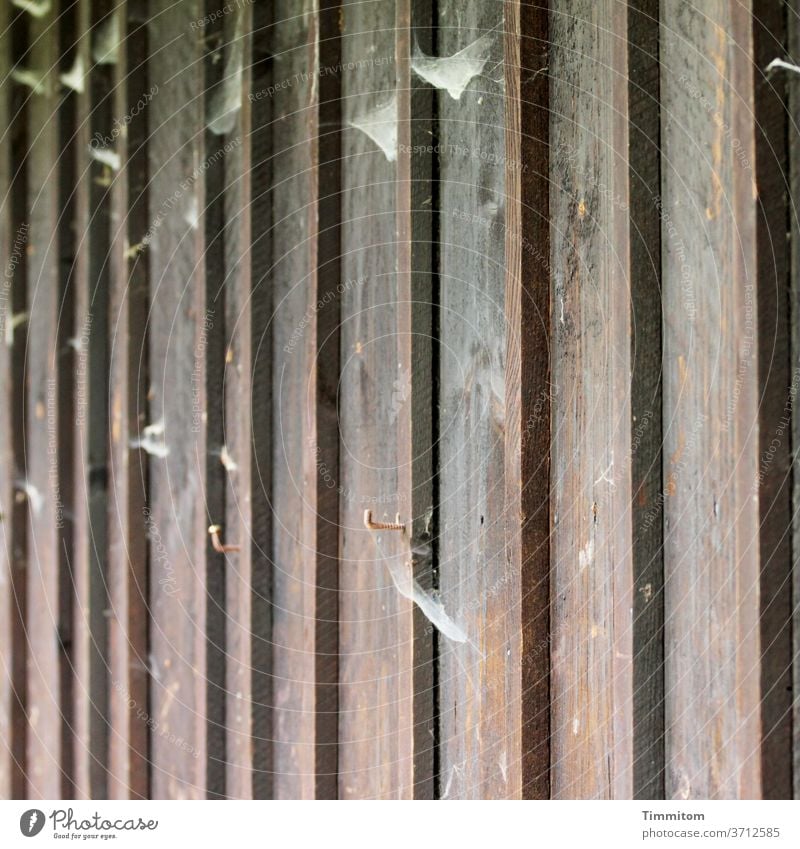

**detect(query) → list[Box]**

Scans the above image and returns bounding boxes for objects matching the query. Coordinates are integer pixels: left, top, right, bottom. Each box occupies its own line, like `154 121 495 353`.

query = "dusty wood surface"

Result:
338 0 415 799
270 0 320 799
436 0 522 800
24 0 64 800
549 0 634 799
660 0 761 799
395 0 436 800
147 0 209 798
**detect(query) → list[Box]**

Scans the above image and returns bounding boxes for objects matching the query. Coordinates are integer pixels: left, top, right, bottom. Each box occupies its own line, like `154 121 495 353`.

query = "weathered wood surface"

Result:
396 0 437 801
790 0 800 804
660 0 761 799
0 0 14 800
248 0 275 801
219 1 254 800
147 0 209 798
436 0 523 800
753 0 792 801
107 0 150 800
338 0 415 799
516 0 551 800
270 0 320 799
627 0 664 800
549 0 634 799
24 0 65 800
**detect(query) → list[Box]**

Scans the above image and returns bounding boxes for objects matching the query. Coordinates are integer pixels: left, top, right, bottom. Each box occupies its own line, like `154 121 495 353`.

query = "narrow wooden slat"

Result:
7 9 31 799
790 0 800 802
0 0 14 798
314 0 343 800
108 0 150 799
147 0 208 798
338 0 414 799
396 0 436 801
753 0 793 800
270 0 321 800
549 0 634 798
437 0 523 799
627 0 665 800
24 0 64 799
516 0 551 800
220 1 253 798
74 0 113 799
660 0 761 799
248 0 274 799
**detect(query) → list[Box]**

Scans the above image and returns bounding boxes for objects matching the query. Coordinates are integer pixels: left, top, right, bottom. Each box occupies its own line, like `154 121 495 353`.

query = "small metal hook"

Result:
363 509 405 532
208 524 241 553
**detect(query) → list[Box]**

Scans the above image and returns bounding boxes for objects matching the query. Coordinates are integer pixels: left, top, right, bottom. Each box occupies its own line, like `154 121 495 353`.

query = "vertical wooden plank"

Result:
628 0 665 800
314 0 343 800
790 0 800 803
549 0 634 798
108 0 151 799
437 0 524 799
517 0 551 800
338 0 414 799
396 0 436 800
660 0 761 799
24 0 64 800
249 0 274 800
0 0 14 799
147 0 208 798
753 0 793 801
7 7 31 799
270 0 320 800
74 0 113 799
219 1 253 799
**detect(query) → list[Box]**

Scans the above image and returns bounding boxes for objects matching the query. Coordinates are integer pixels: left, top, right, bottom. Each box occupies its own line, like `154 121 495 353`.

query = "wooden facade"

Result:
0 0 798 800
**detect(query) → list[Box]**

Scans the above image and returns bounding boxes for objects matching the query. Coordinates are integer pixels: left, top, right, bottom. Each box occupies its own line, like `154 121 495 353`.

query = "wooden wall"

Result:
0 0 797 800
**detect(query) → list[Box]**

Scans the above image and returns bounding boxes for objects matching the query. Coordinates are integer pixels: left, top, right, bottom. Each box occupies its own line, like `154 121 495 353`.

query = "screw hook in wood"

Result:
208 524 241 553
363 509 405 532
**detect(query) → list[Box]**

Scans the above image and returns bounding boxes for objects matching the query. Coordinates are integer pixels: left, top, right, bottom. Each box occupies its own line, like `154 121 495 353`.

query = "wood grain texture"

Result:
220 1 254 799
437 0 522 800
147 0 208 798
549 0 634 799
752 0 792 801
270 0 320 799
517 0 551 800
107 0 150 800
395 0 436 800
660 0 761 799
627 0 664 800
24 0 64 799
338 0 415 799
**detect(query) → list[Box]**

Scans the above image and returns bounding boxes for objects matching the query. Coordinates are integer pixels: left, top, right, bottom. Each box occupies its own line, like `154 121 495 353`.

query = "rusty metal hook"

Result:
208 524 241 553
363 509 405 532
